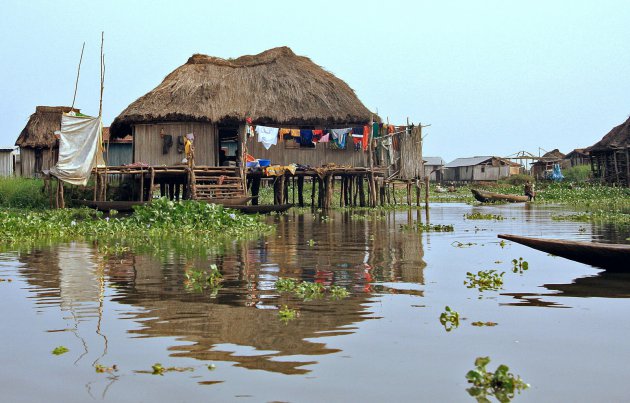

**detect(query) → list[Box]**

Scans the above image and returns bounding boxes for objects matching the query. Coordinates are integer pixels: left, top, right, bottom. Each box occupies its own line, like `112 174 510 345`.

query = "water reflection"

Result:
543 271 630 298
13 209 427 375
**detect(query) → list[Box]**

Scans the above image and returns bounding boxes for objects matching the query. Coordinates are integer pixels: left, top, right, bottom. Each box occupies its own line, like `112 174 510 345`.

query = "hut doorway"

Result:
217 125 239 167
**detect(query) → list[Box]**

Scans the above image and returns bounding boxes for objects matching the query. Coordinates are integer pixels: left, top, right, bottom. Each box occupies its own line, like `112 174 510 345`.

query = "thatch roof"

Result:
587 116 630 152
15 106 79 148
110 47 372 137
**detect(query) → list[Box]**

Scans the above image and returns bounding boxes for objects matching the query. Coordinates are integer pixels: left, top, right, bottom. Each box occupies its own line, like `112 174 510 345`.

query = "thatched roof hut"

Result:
110 46 371 137
587 117 630 153
15 106 79 177
15 106 78 148
587 117 630 186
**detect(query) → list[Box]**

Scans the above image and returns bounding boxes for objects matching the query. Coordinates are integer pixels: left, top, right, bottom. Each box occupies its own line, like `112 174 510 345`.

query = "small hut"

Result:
564 148 590 167
587 117 630 186
530 149 565 179
110 47 374 168
423 157 445 182
0 147 17 177
15 106 78 177
443 156 519 182
102 127 132 167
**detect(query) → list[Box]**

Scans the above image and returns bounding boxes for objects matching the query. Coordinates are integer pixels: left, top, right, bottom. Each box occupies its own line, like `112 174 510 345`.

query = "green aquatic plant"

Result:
0 198 272 251
511 258 529 274
471 321 498 327
295 281 325 300
466 356 529 402
275 278 351 301
465 212 504 220
275 278 299 292
465 270 504 292
401 223 454 232
278 305 298 323
330 285 350 299
95 364 118 373
451 241 476 248
151 363 194 375
308 239 315 247
52 346 69 355
184 264 222 293
439 306 460 332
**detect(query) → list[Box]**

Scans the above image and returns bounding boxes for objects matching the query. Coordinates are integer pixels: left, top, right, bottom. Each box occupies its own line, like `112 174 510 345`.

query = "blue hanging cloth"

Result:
550 163 564 181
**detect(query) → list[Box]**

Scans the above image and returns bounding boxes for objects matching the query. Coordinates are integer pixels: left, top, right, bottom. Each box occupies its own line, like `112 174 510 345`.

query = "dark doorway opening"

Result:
217 125 239 167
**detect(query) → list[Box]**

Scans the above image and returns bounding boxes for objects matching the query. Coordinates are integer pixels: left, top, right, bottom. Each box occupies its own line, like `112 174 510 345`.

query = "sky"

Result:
1 0 629 162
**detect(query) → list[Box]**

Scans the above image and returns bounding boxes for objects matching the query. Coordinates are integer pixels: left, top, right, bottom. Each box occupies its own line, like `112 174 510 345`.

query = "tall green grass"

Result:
0 178 48 209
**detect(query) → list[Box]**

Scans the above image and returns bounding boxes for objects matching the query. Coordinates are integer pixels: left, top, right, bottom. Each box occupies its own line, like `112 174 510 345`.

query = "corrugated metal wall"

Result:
133 123 217 166
104 143 132 166
246 127 369 167
0 152 14 176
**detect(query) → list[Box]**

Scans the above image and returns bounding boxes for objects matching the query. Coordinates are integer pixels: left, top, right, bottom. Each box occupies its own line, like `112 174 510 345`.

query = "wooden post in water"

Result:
406 181 412 205
149 167 155 202
311 176 316 208
250 175 261 205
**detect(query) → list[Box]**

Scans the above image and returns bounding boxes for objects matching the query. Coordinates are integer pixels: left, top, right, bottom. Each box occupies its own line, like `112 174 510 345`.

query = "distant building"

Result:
443 156 520 182
530 149 565 179
423 157 445 182
564 148 590 167
0 147 17 177
587 116 630 186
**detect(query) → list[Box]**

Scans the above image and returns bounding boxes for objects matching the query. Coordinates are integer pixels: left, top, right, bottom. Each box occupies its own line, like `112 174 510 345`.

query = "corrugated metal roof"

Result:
423 156 445 166
444 156 493 168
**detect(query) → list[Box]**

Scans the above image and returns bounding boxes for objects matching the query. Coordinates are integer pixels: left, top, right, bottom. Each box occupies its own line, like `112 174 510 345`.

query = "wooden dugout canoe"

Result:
472 189 529 203
228 204 293 214
498 234 630 270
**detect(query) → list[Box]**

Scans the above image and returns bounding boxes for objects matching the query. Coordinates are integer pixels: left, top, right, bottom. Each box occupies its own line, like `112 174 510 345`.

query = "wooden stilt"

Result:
251 176 261 205
149 167 155 202
358 175 365 207
424 176 430 221
311 176 316 208
297 175 304 207
139 169 145 202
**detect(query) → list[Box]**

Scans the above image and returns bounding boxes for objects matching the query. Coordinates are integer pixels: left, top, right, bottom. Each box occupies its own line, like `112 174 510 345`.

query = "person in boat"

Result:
524 180 535 201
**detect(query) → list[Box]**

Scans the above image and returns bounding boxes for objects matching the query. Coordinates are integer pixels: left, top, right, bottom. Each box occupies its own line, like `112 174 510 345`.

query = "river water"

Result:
1 203 629 402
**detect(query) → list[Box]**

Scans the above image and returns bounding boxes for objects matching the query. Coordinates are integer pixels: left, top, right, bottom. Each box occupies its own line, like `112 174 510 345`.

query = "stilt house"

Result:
110 47 374 168
587 117 630 186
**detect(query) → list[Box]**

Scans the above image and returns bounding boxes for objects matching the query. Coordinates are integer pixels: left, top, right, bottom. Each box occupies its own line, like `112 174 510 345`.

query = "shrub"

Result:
562 165 591 182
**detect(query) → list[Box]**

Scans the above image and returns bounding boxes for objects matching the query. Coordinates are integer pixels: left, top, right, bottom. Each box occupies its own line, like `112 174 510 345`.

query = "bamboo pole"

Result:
367 115 377 207
424 176 430 221
149 167 155 202
70 42 85 111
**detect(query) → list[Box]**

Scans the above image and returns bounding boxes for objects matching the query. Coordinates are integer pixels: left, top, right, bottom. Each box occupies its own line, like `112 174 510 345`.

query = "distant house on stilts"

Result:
587 116 630 186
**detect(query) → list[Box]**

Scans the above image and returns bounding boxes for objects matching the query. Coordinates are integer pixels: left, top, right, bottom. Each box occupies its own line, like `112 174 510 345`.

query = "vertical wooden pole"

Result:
358 175 365 207
297 175 304 207
149 167 155 202
251 175 261 205
367 115 377 207
311 176 316 208
406 181 411 205
416 181 421 206
424 176 430 221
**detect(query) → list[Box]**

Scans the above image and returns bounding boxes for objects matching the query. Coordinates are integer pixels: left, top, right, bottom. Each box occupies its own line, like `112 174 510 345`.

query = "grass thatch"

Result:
15 106 79 148
587 116 630 152
110 47 372 137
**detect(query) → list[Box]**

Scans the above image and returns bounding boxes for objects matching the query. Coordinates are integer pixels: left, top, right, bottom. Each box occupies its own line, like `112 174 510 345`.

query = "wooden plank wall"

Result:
19 148 55 177
245 125 369 167
133 123 217 166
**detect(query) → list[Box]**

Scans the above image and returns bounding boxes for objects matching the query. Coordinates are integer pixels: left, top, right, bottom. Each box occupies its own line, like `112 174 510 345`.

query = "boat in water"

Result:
472 189 529 203
498 234 630 270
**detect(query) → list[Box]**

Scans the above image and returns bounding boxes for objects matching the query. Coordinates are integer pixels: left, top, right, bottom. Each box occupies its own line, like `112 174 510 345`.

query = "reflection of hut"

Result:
587 117 630 186
0 146 17 176
15 106 78 177
423 157 445 182
110 47 373 168
530 149 565 179
443 156 519 182
564 148 589 167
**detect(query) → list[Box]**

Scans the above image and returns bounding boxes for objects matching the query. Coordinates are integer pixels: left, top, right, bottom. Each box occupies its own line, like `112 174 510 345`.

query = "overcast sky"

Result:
1 0 629 162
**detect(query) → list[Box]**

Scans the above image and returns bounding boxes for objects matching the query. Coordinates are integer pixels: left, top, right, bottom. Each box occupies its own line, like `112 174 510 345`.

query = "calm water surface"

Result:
1 203 629 402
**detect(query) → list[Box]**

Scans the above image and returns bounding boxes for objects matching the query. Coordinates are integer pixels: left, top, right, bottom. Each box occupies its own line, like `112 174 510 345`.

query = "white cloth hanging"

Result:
255 125 279 150
50 113 104 186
